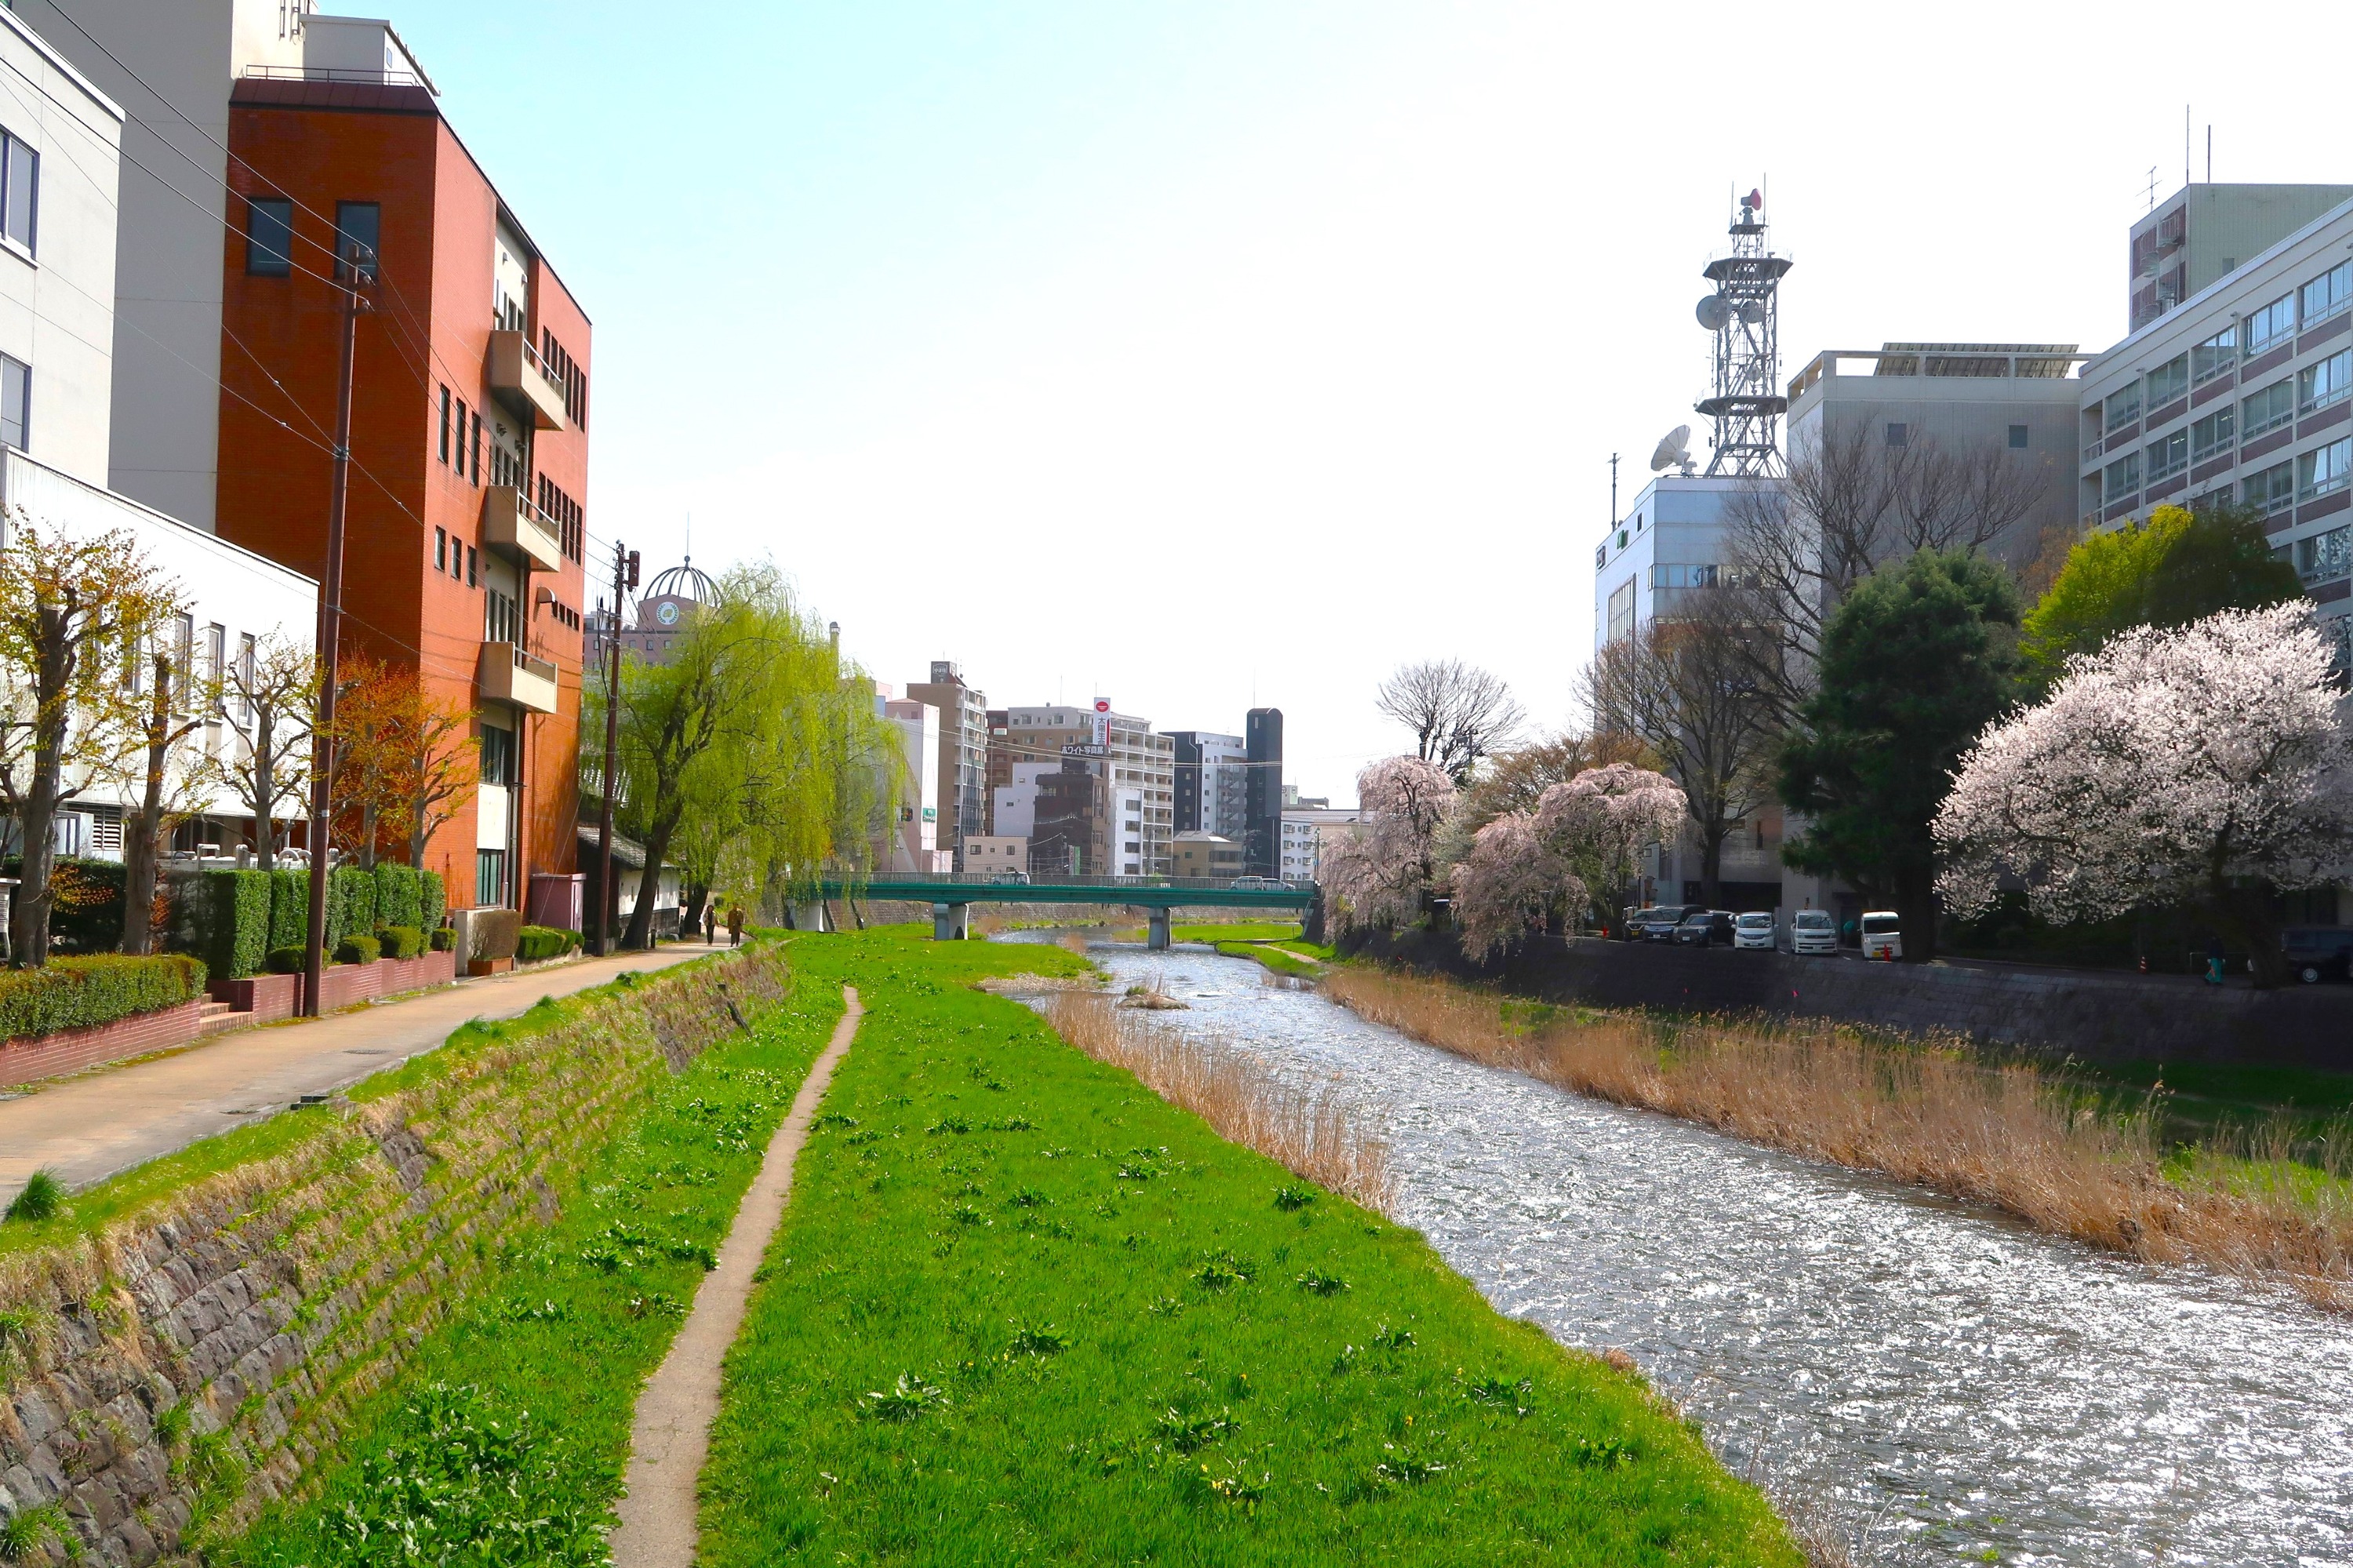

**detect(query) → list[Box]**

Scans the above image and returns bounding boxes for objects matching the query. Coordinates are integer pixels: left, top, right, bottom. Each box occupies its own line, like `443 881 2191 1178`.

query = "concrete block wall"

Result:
0 947 791 1566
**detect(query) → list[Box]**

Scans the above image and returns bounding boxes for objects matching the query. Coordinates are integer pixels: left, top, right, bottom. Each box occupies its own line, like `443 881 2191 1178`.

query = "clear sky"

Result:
386 0 2353 802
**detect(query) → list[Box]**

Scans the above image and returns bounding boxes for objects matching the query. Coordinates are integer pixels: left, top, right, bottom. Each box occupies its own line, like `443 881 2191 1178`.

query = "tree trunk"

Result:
10 649 68 966
122 669 173 955
621 808 681 950
2207 879 2286 988
1696 816 1727 908
682 882 708 941
1893 865 1939 964
251 719 278 873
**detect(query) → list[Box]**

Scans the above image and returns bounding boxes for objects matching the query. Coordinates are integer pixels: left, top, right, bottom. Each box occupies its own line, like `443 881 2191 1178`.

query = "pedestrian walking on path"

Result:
610 985 862 1566
727 903 744 947
703 902 717 945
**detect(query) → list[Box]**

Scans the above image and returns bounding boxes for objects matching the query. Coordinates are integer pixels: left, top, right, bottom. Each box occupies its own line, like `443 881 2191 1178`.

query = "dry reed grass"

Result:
1324 966 2353 1312
1045 991 1395 1213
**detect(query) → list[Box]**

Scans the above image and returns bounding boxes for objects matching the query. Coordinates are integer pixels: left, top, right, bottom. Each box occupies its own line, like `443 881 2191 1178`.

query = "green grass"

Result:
696 929 1798 1566
212 951 853 1564
1174 921 1304 944
1215 940 1323 978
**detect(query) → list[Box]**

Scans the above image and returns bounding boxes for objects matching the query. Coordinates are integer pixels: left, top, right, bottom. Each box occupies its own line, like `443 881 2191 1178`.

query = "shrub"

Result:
3 857 126 953
515 925 581 962
267 945 306 975
0 954 206 1041
189 868 272 979
5 1169 62 1223
267 868 309 951
379 925 425 961
471 908 524 962
332 866 376 950
336 933 383 966
420 868 447 933
374 864 423 932
428 926 454 953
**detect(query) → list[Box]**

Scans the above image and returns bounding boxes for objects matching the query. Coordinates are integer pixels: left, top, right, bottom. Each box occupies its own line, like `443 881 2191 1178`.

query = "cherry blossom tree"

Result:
1533 762 1686 930
1936 602 2353 988
1449 811 1584 960
1322 755 1457 934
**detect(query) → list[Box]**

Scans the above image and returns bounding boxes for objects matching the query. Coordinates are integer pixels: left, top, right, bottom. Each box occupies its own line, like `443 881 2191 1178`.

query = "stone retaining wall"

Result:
1351 930 2353 1069
0 946 791 1566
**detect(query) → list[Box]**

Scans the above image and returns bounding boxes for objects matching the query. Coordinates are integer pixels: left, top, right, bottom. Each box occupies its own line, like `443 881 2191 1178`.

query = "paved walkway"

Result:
0 944 722 1206
610 985 862 1567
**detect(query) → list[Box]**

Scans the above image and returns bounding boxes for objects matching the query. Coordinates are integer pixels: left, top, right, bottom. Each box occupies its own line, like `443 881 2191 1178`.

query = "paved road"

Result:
0 944 719 1208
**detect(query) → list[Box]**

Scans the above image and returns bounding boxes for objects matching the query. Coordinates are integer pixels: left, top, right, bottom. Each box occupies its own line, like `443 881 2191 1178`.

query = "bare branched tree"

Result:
1585 605 1780 907
1375 659 1525 784
1726 421 2049 718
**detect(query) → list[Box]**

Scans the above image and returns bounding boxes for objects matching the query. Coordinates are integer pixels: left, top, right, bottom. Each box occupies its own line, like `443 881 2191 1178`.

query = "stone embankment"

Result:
0 948 789 1566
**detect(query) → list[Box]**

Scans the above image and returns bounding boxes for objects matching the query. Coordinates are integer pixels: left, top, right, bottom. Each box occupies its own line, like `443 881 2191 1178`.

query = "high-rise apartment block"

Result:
2127 184 2353 334
1242 708 1283 878
907 661 989 864
1169 730 1249 839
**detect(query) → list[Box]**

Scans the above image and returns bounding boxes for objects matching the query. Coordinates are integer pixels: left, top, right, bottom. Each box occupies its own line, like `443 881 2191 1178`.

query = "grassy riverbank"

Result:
697 929 1801 1566
1329 966 2353 1313
213 956 847 1565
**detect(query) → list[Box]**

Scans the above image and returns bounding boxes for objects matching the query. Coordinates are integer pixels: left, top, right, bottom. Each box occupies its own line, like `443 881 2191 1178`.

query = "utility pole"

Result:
302 239 371 1017
591 540 636 955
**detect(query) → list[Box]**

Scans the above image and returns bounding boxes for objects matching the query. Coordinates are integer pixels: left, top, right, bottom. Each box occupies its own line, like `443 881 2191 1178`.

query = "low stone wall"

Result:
0 945 791 1566
0 1001 208 1093
1349 930 2353 1070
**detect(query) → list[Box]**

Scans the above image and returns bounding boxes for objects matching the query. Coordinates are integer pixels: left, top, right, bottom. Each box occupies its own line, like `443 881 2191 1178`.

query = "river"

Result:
1013 939 2353 1566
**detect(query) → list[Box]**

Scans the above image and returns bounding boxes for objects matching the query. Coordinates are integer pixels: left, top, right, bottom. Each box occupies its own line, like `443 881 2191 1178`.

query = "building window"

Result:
2191 325 2238 385
2302 260 2352 328
469 411 481 486
466 544 478 588
204 623 224 689
2246 293 2296 356
2242 380 2296 440
1884 422 1908 448
0 133 34 255
1606 578 1635 643
435 527 447 571
2146 353 2188 406
438 385 450 462
2008 424 2029 449
0 353 27 452
2296 525 2351 584
2191 405 2235 462
2103 452 2140 505
480 722 515 784
1649 563 1719 588
2103 384 2142 434
453 397 468 477
2300 438 2353 501
475 848 505 908
333 201 379 282
486 587 519 645
244 195 292 276
2145 430 2188 483
2244 460 2295 516
2299 350 2351 415
169 612 194 694
237 633 255 719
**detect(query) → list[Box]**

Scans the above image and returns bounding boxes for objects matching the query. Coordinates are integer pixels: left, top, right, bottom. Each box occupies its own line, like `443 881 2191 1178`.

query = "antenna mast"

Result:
1697 186 1791 478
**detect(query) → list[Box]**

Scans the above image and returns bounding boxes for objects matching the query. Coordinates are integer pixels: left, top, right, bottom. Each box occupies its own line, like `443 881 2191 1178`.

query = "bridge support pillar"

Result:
933 902 970 941
1146 908 1170 951
789 900 829 933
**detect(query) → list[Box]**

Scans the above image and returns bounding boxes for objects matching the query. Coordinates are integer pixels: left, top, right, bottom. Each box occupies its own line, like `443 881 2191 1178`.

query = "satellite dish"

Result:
1696 295 1729 332
1737 301 1765 326
1649 425 1693 474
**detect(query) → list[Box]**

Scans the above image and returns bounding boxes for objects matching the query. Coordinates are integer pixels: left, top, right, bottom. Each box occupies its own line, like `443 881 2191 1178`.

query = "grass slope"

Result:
216 957 847 1566
699 930 1798 1566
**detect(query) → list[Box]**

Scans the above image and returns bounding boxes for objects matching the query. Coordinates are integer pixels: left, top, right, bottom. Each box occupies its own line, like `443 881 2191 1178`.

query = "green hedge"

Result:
267 868 309 952
428 926 454 952
3 857 126 953
267 945 304 975
420 868 446 933
515 925 581 963
0 954 207 1041
379 925 424 961
335 933 382 965
373 864 422 933
189 868 272 979
332 867 376 951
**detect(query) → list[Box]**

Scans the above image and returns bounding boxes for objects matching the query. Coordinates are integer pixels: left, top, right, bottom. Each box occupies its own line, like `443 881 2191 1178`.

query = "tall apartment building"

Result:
879 690 944 872
995 705 1172 873
2081 187 2353 657
2127 184 2353 334
1242 708 1282 878
1278 796 1356 883
1107 711 1173 872
1169 730 1248 839
906 660 988 864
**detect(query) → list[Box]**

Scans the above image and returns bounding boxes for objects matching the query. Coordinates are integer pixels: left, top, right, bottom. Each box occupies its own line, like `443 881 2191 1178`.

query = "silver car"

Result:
1791 908 1837 955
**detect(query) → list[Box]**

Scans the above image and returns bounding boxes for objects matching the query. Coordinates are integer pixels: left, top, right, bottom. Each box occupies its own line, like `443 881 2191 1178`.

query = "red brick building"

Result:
216 75 591 911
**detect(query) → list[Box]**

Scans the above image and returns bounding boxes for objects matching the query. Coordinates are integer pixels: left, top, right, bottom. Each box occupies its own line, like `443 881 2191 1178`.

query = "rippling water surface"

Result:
1017 940 2353 1566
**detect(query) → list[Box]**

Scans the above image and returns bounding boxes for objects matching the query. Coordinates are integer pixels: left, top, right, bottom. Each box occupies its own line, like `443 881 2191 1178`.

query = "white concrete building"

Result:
962 835 1027 877
880 692 946 873
1278 802 1358 883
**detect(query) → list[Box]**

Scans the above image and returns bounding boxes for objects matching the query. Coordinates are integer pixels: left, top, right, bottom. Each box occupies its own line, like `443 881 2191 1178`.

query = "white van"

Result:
1791 909 1837 955
1860 911 1901 961
1733 911 1776 950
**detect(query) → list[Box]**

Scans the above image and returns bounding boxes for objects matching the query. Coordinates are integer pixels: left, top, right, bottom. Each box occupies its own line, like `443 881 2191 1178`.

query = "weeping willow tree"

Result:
591 562 896 947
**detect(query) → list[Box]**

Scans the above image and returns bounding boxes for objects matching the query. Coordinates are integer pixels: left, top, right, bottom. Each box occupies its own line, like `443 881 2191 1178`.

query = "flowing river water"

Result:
1012 939 2353 1566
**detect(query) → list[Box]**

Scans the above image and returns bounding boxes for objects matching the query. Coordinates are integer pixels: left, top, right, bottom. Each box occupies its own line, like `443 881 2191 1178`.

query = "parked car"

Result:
1674 910 1735 947
2282 926 2353 984
1228 875 1281 890
1638 904 1700 941
1732 911 1776 950
1860 911 1902 961
1791 909 1837 955
987 868 1031 885
1620 907 1657 941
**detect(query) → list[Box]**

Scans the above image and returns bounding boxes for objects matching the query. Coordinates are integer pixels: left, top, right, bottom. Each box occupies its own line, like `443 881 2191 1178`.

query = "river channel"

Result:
1013 939 2353 1566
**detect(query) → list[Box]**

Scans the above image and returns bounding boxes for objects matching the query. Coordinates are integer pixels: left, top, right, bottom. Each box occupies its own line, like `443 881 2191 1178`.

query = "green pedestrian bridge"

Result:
812 871 1316 948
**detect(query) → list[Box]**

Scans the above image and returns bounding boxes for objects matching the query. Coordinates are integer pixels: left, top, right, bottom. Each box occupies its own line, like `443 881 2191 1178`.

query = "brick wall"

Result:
0 1001 205 1092
1351 930 2353 1070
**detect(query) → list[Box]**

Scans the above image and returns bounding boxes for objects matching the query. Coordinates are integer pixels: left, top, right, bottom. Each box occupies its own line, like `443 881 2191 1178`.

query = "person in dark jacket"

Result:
727 903 746 948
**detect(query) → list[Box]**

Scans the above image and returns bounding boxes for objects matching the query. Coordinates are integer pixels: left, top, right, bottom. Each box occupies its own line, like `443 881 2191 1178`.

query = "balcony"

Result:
483 486 563 571
478 641 558 714
487 330 567 431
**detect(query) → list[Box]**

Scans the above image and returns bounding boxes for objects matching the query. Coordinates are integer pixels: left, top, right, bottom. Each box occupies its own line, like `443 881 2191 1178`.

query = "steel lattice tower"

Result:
1697 191 1792 476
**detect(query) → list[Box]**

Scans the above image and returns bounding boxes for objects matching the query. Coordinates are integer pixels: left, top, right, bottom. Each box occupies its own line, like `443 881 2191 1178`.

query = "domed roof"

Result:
644 557 719 606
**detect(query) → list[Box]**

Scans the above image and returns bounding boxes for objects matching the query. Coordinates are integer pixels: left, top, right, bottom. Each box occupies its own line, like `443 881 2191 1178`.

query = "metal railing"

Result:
241 65 428 88
838 870 1315 893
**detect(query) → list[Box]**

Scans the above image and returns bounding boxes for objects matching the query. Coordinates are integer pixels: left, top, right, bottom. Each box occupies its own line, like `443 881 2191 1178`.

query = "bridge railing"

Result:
828 871 1316 894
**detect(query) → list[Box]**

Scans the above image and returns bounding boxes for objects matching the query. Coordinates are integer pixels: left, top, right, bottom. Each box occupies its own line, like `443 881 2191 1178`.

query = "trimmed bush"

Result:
336 933 383 966
267 945 306 975
0 954 207 1041
190 868 272 979
379 925 424 961
331 867 376 951
515 925 581 963
470 908 523 962
420 868 447 933
373 864 423 933
428 926 454 953
267 868 309 952
3 857 127 954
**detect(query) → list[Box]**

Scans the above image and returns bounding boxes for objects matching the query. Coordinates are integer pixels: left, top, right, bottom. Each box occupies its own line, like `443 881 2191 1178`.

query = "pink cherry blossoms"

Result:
1449 812 1583 960
1322 756 1457 933
1935 602 2353 926
1533 762 1687 922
